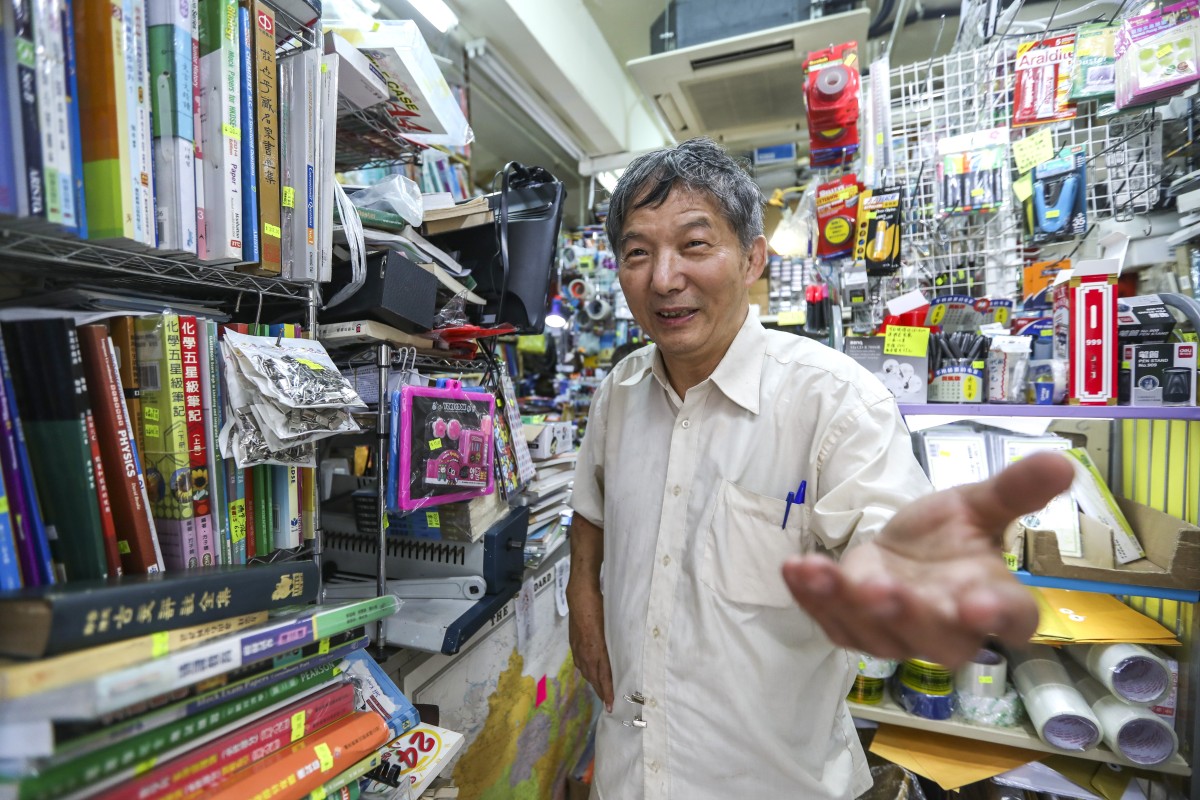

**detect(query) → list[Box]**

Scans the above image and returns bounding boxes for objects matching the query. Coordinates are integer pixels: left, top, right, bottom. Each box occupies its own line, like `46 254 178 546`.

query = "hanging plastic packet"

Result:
855 187 902 274
1071 23 1118 104
1026 145 1088 245
1014 33 1079 127
935 128 1008 216
987 335 1033 404
225 329 366 410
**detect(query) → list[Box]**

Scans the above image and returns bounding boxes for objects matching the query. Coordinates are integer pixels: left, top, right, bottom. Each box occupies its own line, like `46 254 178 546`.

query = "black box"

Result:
322 250 437 332
1117 295 1177 343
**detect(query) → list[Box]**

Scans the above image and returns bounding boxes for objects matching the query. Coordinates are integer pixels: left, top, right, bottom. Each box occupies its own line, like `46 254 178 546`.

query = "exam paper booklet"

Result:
363 722 465 797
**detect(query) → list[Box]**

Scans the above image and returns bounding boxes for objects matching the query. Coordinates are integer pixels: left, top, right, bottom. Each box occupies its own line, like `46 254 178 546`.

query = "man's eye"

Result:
687 240 709 248
624 248 647 259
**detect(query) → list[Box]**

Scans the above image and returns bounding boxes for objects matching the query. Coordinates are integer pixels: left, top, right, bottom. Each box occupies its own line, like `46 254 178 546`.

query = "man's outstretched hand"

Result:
782 451 1075 668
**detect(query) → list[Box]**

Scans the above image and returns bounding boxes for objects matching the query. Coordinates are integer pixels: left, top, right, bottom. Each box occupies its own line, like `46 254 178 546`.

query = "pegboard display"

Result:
882 42 1163 305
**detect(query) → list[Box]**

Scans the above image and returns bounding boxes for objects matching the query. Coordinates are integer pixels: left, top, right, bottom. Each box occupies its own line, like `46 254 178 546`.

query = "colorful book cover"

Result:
250 0 280 275
32 0 74 229
237 2 259 264
340 649 419 740
74 0 134 241
108 317 146 468
134 315 194 522
201 319 229 564
130 0 156 245
198 0 243 263
0 431 19 590
84 404 124 576
147 0 198 253
179 316 215 567
365 723 466 798
0 0 28 217
61 0 86 237
10 0 44 219
191 0 207 260
0 335 52 586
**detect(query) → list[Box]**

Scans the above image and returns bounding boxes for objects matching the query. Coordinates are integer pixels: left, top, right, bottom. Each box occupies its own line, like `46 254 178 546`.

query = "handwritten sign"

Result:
883 325 930 358
1013 128 1054 175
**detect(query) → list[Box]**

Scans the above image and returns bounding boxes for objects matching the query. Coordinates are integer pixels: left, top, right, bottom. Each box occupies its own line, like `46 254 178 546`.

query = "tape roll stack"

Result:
855 653 899 680
894 659 956 720
848 675 885 705
1072 669 1179 765
1065 643 1172 706
954 649 1024 728
1008 645 1102 751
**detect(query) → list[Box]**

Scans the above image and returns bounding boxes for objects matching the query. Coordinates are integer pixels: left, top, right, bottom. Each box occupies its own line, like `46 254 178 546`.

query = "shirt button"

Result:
652 626 661 638
661 554 670 567
649 761 660 773
672 486 681 496
649 697 658 708
681 419 690 429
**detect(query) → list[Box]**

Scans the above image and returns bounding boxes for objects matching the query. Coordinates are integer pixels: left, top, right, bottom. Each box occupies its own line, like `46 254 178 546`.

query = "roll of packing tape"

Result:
585 297 612 320
956 649 1008 700
1075 673 1178 765
1066 643 1172 706
895 682 957 720
847 675 885 705
854 653 899 679
567 278 590 300
817 64 850 97
899 659 953 695
1008 644 1102 751
956 686 1024 728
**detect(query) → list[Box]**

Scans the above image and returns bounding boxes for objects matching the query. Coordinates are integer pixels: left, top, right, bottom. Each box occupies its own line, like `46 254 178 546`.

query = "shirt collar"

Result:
615 311 766 415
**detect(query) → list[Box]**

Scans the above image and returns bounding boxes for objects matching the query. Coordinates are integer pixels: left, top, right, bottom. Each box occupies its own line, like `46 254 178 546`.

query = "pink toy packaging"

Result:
396 380 495 510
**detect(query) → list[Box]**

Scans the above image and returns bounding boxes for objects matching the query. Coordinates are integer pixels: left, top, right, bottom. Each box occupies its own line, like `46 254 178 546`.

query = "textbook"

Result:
147 0 198 253
32 0 75 230
237 1 259 264
364 722 465 798
247 0 281 276
179 316 217 567
0 560 318 657
198 0 243 263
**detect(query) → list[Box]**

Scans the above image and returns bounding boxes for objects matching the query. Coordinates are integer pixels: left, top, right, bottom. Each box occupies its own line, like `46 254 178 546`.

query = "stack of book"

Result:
0 313 317 588
0 0 333 280
520 447 575 567
0 563 419 800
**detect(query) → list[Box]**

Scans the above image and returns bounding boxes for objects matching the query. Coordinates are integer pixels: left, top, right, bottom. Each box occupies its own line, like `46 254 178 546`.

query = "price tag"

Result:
428 438 442 451
1004 552 1019 571
318 638 330 655
118 539 130 554
295 357 324 371
222 123 241 141
144 406 160 422
970 187 984 197
1045 209 1060 219
264 223 282 239
282 186 295 208
311 789 327 800
134 757 157 776
151 631 170 658
144 423 160 440
1013 172 1034 203
979 675 994 684
426 512 441 528
883 325 930 358
291 710 306 742
1012 128 1054 174
1157 43 1173 59
315 742 334 772
776 310 806 326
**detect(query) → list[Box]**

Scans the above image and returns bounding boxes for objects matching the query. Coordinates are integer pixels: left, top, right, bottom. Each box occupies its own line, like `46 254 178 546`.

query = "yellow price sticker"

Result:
776 310 805 326
151 631 170 658
318 638 330 655
315 742 334 772
134 757 157 776
144 423 160 439
1003 552 1019 571
294 357 324 371
429 438 442 451
222 123 241 141
1045 209 1060 219
858 660 866 671
970 187 984 197
971 360 986 370
1012 128 1054 174
312 789 327 800
426 512 441 528
264 223 282 239
118 539 130 554
979 675 994 684
291 710 306 742
1013 172 1034 203
282 186 296 208
144 406 160 422
1157 43 1174 59
883 325 930 358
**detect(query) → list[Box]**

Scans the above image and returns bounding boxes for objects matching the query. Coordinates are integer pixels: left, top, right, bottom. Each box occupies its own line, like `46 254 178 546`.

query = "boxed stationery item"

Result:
1117 294 1178 343
1026 146 1088 245
1053 260 1121 405
1025 497 1200 591
394 381 496 510
323 31 389 114
1129 342 1197 406
525 421 575 461
844 335 929 402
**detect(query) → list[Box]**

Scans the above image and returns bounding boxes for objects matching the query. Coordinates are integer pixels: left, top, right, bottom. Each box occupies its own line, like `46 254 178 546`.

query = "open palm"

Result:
782 452 1075 668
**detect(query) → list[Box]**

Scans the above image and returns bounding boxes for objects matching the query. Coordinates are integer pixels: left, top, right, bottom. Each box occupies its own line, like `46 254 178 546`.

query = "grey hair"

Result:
605 137 764 258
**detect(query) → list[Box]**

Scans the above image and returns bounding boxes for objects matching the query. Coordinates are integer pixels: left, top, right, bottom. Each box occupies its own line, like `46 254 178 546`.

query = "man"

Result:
566 138 1073 799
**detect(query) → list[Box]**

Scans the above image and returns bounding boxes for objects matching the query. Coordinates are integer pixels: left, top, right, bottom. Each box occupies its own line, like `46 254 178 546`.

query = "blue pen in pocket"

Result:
781 479 807 528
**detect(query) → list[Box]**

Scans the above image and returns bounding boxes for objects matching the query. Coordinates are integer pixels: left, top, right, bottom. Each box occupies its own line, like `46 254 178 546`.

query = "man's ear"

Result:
743 235 768 287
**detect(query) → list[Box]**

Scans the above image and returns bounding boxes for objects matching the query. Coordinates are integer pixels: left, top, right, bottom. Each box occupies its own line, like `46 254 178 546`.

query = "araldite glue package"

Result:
1014 33 1079 127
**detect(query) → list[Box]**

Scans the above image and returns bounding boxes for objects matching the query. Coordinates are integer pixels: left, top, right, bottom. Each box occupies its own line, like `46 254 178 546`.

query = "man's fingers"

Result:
958 581 1039 649
959 452 1075 533
597 653 615 712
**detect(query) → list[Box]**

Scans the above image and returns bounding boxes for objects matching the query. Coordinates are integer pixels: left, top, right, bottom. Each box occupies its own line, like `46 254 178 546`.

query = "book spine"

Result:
317 52 337 282
0 3 25 216
18 659 340 799
14 0 44 218
148 0 197 253
33 0 73 229
237 2 258 264
85 406 125 576
60 0 86 236
243 458 256 559
120 0 144 243
0 333 52 585
200 320 228 565
0 428 19 590
306 753 379 800
131 0 156 246
302 47 316 280
198 0 242 263
205 711 388 800
109 317 146 465
38 560 319 655
99 683 358 800
191 0 206 260
251 0 280 275
64 324 110 580
135 315 193 523
179 316 215 566
276 50 294 277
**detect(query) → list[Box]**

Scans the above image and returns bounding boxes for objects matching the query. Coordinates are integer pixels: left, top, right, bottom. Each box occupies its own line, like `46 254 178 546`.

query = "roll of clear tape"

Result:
955 685 1024 727
1065 643 1172 707
955 649 1007 700
1008 644 1102 751
1074 672 1178 765
854 652 899 679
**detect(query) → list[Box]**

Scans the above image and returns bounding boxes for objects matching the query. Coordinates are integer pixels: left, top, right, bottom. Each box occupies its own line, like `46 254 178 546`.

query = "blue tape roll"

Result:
896 682 957 720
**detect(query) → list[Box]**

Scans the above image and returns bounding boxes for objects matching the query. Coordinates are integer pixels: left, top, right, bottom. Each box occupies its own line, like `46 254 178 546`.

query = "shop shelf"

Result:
1014 570 1200 604
898 403 1200 421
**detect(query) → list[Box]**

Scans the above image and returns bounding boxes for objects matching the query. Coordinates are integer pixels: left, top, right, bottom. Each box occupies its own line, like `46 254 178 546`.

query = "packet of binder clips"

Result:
936 128 1009 216
220 330 365 468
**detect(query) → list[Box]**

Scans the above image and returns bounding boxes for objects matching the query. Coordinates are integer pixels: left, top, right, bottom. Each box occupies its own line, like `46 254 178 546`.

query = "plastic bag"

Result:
350 173 424 226
433 293 470 328
225 330 366 410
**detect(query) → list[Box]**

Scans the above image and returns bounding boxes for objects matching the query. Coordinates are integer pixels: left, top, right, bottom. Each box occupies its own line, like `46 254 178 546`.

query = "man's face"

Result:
616 188 764 374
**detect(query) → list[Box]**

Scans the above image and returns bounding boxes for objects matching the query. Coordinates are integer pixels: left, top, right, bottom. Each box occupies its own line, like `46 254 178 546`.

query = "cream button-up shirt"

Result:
571 313 933 800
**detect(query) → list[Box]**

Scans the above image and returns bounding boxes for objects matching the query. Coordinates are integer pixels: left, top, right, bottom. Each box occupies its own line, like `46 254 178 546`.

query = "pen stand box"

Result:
1024 498 1200 591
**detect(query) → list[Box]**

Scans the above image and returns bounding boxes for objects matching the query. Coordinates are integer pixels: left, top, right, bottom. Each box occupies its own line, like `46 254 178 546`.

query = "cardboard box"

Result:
1117 294 1177 343
1053 260 1120 405
1130 342 1197 406
525 421 574 461
844 336 928 403
1025 497 1200 591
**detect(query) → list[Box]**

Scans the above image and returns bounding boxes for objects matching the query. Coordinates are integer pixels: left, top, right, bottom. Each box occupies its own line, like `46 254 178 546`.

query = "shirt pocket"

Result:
701 479 811 608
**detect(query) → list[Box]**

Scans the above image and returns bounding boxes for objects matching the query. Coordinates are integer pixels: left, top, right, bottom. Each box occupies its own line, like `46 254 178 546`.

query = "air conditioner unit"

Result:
626 9 870 149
